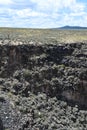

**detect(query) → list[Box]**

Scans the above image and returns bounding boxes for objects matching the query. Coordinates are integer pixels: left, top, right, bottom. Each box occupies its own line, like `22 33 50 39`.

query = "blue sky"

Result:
0 0 87 28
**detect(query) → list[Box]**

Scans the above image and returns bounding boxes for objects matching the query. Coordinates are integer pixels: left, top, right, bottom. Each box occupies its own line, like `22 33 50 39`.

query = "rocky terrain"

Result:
0 41 87 130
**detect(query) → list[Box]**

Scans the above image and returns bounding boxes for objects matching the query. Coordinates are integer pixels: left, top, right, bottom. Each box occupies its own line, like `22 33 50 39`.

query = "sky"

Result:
0 0 87 28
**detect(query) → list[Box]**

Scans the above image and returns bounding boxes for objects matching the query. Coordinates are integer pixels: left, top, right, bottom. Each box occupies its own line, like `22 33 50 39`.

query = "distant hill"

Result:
58 26 87 30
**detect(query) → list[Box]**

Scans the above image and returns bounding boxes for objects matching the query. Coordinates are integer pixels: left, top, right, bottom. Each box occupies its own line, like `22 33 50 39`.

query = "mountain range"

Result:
58 25 87 29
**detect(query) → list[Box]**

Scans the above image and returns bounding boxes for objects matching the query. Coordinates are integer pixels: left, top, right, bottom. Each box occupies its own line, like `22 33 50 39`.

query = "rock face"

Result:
0 117 4 130
0 43 87 107
0 42 87 129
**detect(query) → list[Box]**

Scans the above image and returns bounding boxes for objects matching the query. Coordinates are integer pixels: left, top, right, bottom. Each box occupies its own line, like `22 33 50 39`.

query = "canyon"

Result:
0 42 87 130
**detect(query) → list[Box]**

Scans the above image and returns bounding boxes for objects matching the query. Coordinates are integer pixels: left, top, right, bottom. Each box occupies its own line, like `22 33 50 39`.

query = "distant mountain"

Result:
58 25 87 30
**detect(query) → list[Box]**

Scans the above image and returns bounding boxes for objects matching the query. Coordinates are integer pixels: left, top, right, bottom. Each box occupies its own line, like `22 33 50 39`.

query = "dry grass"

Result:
0 27 87 44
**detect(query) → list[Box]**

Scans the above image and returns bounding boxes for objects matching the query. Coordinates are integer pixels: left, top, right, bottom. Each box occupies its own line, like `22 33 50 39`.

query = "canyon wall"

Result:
0 43 87 108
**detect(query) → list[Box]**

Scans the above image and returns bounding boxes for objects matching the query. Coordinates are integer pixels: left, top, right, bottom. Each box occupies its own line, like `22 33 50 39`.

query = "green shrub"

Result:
23 69 32 80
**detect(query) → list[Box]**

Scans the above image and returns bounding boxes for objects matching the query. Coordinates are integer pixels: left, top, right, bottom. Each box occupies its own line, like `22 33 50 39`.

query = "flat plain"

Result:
0 28 87 44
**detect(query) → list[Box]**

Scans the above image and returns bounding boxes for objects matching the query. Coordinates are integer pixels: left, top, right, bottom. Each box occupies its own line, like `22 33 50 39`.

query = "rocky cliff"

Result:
0 42 87 130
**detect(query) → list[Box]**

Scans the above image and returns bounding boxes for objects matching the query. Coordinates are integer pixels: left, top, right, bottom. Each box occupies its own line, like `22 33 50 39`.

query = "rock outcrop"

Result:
0 43 87 107
0 117 4 130
0 42 87 129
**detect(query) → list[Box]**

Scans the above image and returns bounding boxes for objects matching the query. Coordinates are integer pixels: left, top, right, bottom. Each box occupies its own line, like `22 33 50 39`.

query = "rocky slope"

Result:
0 42 87 130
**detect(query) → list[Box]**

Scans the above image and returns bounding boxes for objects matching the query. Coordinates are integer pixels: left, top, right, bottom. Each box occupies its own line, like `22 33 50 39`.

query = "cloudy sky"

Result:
0 0 87 28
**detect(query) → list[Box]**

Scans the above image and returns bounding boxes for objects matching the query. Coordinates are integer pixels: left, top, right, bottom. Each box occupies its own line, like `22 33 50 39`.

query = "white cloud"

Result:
30 0 85 13
5 8 48 19
0 0 86 28
30 0 61 12
15 9 48 18
0 0 13 4
70 12 86 17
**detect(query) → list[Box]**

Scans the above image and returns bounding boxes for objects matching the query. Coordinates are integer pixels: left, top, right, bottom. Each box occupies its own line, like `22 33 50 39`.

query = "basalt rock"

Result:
0 42 87 129
0 43 87 108
0 117 4 130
